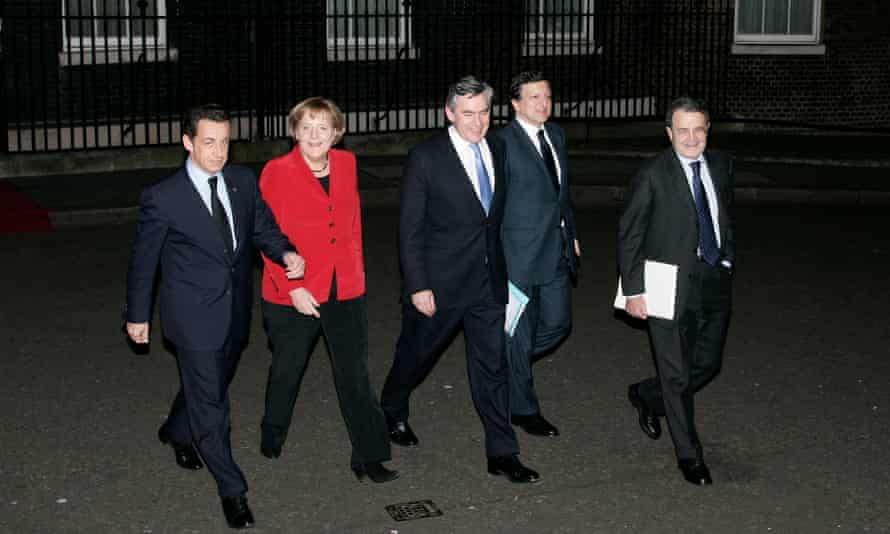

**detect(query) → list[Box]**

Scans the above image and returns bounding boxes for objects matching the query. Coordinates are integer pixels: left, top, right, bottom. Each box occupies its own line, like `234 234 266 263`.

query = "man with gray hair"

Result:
380 76 540 483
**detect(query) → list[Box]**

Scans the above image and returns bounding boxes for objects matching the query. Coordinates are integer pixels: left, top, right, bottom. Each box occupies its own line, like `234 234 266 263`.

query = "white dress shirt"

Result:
186 157 237 250
448 126 495 202
675 152 721 248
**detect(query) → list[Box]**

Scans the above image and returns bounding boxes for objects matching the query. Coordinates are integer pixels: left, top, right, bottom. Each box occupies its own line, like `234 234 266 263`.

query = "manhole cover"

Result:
385 500 443 522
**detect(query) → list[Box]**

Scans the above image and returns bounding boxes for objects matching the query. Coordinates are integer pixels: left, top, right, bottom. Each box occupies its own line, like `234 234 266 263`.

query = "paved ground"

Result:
1 204 889 533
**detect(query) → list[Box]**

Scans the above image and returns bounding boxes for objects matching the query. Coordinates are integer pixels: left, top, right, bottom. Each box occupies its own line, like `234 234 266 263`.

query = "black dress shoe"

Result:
511 413 560 437
352 462 400 483
487 455 541 484
678 458 713 486
386 416 419 447
158 427 203 470
221 495 255 529
627 383 661 440
260 434 283 459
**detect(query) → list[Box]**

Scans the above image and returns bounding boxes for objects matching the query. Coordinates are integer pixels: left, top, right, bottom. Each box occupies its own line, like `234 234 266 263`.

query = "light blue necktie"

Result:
690 161 720 266
470 143 492 214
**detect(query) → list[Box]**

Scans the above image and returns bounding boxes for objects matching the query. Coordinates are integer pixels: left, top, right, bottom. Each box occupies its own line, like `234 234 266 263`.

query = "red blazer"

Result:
259 147 365 305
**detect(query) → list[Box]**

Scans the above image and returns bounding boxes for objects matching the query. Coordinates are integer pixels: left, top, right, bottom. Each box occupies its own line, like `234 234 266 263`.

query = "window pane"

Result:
764 0 789 34
737 0 763 33
65 0 93 39
545 0 584 34
354 0 399 39
328 0 349 39
789 0 814 34
130 0 158 37
94 0 124 38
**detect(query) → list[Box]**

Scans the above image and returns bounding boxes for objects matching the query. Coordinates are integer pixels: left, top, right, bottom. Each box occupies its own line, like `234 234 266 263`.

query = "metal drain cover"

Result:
385 500 444 522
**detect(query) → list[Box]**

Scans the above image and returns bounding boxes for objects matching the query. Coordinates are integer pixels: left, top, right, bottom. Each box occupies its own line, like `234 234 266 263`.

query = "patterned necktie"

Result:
690 161 720 266
470 143 492 215
208 176 234 257
537 129 560 192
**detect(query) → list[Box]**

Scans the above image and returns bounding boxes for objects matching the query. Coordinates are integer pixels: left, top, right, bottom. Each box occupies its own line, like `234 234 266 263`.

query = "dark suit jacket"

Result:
617 148 736 316
498 120 578 291
399 130 508 309
126 164 293 350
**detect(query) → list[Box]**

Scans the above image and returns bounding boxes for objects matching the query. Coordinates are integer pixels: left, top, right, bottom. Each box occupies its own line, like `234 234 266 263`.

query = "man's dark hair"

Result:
509 71 548 101
182 104 230 138
665 96 709 127
446 76 494 111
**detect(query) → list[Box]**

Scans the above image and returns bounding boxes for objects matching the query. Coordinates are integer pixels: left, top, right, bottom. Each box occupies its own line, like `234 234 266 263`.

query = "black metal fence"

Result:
1 1 732 153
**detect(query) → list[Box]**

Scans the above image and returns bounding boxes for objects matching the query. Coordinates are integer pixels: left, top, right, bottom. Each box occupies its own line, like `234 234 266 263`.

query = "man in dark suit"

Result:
380 76 540 483
498 71 580 438
125 104 305 528
618 96 735 486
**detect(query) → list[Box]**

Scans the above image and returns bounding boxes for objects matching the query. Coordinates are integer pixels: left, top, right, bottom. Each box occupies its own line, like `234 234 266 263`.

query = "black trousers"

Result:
505 260 572 415
164 336 248 497
261 296 390 467
639 260 732 460
380 281 519 458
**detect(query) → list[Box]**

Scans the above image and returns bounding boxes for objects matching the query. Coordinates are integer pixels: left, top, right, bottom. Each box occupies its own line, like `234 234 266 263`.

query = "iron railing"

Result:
2 2 733 153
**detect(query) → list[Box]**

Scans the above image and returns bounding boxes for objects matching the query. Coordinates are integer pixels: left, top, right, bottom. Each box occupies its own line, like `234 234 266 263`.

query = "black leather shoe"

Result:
221 495 255 529
386 416 419 447
628 383 661 440
511 413 560 437
487 455 541 484
158 427 203 470
352 462 400 483
678 458 713 486
260 434 283 459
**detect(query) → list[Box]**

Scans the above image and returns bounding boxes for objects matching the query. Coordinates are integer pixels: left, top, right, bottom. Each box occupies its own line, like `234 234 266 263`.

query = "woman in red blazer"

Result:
258 97 397 483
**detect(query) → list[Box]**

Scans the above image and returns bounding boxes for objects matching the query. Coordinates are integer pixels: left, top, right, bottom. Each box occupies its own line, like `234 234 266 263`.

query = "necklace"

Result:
309 160 329 174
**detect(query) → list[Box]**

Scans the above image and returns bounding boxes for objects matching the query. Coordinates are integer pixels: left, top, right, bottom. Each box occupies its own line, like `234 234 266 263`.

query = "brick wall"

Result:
724 0 890 128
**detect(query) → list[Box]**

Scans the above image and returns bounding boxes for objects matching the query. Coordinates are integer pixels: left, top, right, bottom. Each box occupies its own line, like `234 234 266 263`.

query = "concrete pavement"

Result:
1 205 889 533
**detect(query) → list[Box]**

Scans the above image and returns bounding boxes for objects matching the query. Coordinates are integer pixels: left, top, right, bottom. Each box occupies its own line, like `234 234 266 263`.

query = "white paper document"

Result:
505 281 529 336
614 260 678 320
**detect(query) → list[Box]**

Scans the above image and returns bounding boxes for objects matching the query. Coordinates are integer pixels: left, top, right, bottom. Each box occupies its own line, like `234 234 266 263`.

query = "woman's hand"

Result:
289 287 320 318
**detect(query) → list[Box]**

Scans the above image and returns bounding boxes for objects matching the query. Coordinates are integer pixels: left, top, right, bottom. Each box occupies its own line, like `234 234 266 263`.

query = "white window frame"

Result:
60 0 175 65
326 0 416 61
733 0 825 55
523 0 597 57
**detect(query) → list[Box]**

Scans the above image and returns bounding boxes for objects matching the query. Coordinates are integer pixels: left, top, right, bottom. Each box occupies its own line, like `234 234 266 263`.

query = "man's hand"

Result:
289 287 320 318
126 322 150 344
282 252 306 280
411 290 436 317
626 295 648 320
574 239 581 257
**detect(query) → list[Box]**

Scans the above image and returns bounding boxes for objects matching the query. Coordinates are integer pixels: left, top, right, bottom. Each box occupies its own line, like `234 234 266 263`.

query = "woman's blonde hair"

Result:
287 96 346 144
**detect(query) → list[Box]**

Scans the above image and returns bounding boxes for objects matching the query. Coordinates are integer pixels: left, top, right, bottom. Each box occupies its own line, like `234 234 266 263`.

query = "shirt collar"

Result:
674 151 706 168
516 116 546 139
448 125 488 153
185 157 225 186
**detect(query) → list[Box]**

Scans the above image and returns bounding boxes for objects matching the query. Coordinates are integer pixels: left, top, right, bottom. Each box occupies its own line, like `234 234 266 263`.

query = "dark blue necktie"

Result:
470 143 492 214
690 161 720 266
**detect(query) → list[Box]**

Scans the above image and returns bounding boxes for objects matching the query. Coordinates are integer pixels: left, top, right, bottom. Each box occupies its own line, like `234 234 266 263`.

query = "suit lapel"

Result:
666 150 698 218
704 150 730 245
440 133 488 219
510 121 558 199
177 169 231 261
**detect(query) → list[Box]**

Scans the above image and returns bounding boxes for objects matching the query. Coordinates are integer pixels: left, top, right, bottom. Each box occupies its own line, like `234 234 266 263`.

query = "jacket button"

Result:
328 205 334 212
330 238 336 244
329 221 335 227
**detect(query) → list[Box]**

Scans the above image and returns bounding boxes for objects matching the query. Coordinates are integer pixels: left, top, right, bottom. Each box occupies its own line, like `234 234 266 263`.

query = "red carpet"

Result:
0 180 53 233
